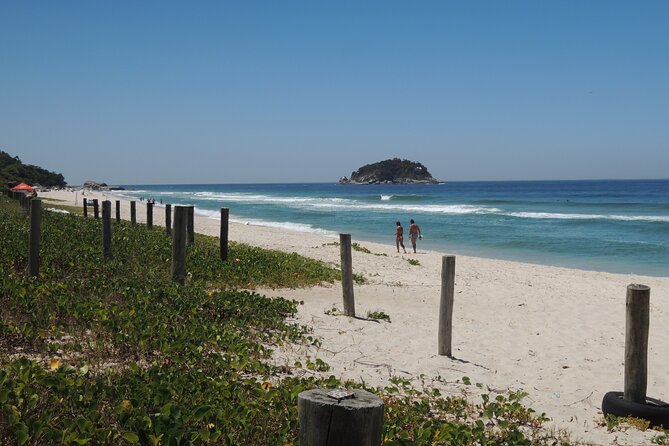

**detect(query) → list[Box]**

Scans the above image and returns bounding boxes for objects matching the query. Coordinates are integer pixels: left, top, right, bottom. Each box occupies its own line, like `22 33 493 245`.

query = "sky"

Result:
1 1 668 185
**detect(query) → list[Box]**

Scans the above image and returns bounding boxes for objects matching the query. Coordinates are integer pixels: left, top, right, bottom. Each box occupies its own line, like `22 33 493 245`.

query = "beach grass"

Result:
0 195 578 445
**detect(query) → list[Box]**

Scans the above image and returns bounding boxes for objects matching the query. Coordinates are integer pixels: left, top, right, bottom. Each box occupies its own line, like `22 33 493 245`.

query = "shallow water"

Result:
118 180 669 277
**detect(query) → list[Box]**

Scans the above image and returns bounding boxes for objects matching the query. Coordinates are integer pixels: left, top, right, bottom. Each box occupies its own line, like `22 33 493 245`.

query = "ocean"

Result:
116 180 669 277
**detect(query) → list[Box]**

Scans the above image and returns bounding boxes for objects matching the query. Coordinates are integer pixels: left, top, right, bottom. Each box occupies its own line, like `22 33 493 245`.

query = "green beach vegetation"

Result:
0 195 576 445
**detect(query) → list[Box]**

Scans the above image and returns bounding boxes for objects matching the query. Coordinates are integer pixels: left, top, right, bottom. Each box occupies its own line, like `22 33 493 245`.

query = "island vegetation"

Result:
0 195 571 445
0 150 67 188
339 158 439 184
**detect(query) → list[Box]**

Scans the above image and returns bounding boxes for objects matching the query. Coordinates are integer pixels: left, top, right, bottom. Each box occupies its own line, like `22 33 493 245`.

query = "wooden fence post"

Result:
340 234 355 317
146 202 153 228
115 200 121 222
171 206 188 284
130 201 136 224
102 200 112 259
438 255 456 356
165 204 172 236
28 199 41 277
220 208 229 261
298 388 383 446
187 206 194 245
83 198 88 217
624 284 650 403
93 199 99 219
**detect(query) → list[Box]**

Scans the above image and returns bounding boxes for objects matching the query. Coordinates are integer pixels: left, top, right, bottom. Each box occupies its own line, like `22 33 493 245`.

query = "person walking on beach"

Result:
395 221 407 253
408 219 422 253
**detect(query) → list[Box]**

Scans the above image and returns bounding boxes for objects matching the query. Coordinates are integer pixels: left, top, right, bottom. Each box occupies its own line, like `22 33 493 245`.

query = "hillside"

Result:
0 150 67 187
340 158 438 184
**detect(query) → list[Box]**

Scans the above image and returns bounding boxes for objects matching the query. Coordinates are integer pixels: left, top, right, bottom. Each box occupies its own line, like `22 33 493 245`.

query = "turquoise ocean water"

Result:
117 180 669 277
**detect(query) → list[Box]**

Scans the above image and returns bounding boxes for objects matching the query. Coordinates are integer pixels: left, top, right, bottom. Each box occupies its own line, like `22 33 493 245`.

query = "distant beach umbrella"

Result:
11 182 34 192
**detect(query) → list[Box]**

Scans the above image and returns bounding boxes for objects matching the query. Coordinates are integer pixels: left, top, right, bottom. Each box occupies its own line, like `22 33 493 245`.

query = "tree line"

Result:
0 150 67 187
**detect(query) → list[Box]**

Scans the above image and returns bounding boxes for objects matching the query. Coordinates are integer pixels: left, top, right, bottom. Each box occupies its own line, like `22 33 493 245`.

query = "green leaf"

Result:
15 423 30 445
123 432 139 444
193 405 212 421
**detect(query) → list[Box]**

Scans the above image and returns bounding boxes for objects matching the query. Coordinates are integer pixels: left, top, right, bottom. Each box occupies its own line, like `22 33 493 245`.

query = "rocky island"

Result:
339 158 439 184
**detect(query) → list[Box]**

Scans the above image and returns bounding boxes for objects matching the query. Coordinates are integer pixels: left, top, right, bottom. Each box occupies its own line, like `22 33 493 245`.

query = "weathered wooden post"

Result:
102 200 112 259
115 200 121 222
93 199 99 219
171 206 188 285
165 204 172 236
146 202 153 228
187 206 195 245
130 201 136 225
624 284 650 403
220 208 229 261
298 388 383 446
340 233 355 317
438 255 456 356
83 198 88 217
28 199 41 277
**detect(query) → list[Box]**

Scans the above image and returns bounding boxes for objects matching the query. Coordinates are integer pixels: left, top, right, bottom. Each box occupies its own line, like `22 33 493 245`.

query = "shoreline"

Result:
39 189 669 444
109 182 669 279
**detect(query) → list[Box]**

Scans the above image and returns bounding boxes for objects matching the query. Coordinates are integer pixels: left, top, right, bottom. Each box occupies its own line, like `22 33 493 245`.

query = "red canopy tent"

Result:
11 182 34 192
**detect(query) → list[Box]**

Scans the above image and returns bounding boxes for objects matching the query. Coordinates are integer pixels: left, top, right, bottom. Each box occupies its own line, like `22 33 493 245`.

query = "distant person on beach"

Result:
395 221 407 253
408 219 422 253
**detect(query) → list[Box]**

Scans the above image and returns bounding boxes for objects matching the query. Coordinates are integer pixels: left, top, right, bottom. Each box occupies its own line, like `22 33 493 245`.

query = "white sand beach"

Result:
41 189 669 445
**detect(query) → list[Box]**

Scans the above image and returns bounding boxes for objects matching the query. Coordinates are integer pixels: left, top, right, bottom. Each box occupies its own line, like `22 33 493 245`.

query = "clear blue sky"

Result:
1 1 667 185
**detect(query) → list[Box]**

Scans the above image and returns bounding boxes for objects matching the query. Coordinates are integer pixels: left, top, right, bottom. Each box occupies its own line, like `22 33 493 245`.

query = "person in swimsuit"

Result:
395 221 407 253
408 219 422 253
